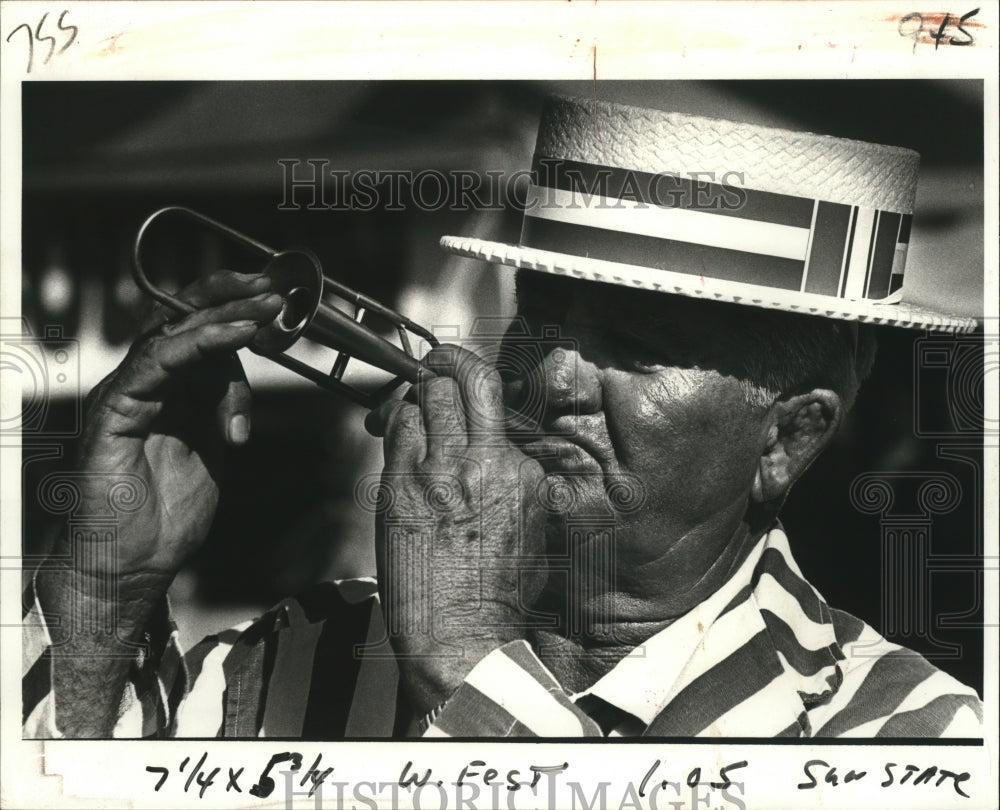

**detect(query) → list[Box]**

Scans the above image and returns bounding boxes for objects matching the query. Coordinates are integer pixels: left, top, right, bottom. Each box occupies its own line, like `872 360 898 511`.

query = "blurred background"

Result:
18 80 986 695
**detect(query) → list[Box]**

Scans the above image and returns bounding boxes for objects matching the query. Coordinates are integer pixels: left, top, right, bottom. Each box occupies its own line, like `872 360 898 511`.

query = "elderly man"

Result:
23 96 982 739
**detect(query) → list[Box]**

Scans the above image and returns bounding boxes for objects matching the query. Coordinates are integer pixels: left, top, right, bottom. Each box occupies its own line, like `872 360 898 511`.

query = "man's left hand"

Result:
365 344 547 715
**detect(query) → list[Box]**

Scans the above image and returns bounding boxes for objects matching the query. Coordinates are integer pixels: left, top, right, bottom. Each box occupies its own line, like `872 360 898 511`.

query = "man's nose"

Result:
541 343 603 419
503 342 602 425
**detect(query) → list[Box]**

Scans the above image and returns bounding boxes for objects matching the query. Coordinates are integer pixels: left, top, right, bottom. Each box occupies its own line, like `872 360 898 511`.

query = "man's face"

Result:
500 271 773 620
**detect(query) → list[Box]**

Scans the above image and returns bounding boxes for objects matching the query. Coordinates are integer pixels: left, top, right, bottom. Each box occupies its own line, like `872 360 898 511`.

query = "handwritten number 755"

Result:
6 11 78 74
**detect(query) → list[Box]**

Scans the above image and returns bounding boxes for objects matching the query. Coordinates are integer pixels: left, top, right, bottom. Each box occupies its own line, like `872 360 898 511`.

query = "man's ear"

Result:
751 389 842 505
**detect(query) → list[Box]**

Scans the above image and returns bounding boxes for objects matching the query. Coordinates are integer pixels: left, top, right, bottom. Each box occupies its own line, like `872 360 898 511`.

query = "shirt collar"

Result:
573 523 844 734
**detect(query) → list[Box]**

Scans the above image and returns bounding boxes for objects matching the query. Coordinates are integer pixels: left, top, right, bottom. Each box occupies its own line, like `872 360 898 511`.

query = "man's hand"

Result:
365 344 547 716
33 270 281 736
66 271 282 584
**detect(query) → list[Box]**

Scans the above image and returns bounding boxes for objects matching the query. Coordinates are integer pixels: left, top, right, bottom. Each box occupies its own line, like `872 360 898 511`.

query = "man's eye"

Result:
612 332 667 372
628 357 664 373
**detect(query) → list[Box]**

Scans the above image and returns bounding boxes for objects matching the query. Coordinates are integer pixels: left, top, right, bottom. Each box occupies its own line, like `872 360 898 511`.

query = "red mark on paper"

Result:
99 32 125 55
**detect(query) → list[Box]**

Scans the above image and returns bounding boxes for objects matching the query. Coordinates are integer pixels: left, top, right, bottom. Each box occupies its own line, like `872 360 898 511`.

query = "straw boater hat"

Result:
441 95 978 334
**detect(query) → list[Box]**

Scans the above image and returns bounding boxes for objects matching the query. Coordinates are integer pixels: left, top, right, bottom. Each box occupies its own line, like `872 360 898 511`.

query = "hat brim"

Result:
440 235 978 334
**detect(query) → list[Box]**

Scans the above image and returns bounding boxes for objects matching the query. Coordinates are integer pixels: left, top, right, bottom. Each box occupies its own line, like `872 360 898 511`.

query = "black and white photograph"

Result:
1 4 997 810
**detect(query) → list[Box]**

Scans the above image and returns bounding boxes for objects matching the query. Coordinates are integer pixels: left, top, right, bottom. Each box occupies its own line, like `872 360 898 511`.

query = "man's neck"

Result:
527 513 768 694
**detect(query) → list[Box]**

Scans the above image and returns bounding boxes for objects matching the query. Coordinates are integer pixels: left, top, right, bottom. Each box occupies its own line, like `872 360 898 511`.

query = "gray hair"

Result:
723 307 878 413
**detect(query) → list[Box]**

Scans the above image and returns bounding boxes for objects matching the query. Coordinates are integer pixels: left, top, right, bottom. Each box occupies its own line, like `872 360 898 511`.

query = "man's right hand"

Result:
63 271 283 587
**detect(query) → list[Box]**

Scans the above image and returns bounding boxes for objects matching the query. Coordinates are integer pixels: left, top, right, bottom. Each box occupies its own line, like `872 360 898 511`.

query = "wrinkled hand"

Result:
67 271 282 589
365 344 547 713
33 270 282 738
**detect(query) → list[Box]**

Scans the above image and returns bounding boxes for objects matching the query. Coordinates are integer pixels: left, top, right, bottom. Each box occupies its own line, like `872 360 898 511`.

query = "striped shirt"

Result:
23 525 982 738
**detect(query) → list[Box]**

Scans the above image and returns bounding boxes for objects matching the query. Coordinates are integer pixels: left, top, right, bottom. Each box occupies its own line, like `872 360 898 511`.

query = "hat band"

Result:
520 158 911 301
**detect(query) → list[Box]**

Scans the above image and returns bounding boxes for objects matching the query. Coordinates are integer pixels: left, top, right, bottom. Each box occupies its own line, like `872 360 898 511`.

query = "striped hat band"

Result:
521 157 911 303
